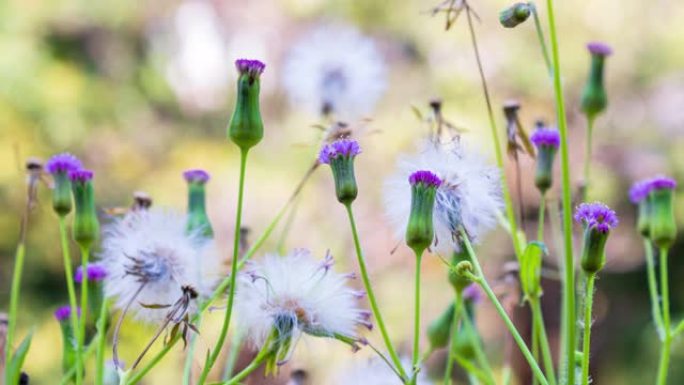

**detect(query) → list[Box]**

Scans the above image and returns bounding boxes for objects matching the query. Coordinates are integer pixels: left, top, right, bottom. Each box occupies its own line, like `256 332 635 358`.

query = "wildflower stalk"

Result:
461 311 496 385
544 0 576 383
221 330 244 380
442 293 463 384
579 273 596 385
454 355 491 385
95 300 109 385
182 314 201 385
538 194 546 241
59 217 83 385
530 299 557 385
4 242 26 384
344 203 408 382
529 2 552 75
220 345 272 385
459 229 548 385
198 149 250 384
411 252 423 384
582 117 594 201
78 245 91 382
60 336 99 385
465 5 522 260
532 316 540 385
656 247 672 385
644 239 664 338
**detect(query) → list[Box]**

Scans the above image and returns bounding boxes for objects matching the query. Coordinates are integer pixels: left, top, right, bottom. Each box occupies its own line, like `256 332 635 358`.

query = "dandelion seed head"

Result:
46 153 82 174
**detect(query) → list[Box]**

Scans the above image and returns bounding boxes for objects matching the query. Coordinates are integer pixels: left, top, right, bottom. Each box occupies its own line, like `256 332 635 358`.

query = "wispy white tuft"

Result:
282 24 386 120
235 249 370 353
99 208 220 323
384 140 503 255
334 357 431 385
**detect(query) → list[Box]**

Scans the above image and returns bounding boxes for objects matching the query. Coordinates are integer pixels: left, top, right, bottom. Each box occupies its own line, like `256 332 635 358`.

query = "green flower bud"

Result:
575 202 618 274
520 241 544 299
54 306 80 378
69 169 100 250
183 169 214 238
427 302 455 350
636 200 652 238
228 59 265 151
580 43 612 121
649 182 677 249
319 139 361 205
45 153 83 217
448 247 472 293
530 126 560 194
499 2 532 28
405 171 442 255
454 319 478 360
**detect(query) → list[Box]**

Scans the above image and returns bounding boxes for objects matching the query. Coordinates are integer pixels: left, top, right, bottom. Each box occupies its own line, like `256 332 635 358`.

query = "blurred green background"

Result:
1 0 684 383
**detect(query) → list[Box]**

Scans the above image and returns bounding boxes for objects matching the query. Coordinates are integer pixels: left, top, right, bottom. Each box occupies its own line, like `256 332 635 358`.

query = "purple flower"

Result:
68 169 94 183
235 59 265 77
74 263 107 283
54 305 80 322
648 176 677 191
629 176 677 203
530 127 560 149
462 283 482 304
45 153 82 174
587 42 613 57
574 202 619 233
183 169 210 184
408 170 442 188
318 139 362 164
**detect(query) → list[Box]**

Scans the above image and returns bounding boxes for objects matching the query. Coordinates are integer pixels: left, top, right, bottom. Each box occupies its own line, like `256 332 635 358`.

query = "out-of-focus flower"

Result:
46 153 82 216
282 24 386 120
384 140 503 255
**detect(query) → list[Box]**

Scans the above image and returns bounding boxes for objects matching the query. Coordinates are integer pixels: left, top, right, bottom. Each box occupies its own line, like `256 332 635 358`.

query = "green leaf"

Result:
520 241 546 300
7 330 34 385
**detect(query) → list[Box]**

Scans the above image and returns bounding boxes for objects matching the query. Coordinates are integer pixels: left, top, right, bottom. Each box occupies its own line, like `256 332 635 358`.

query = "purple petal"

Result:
45 153 82 174
409 170 442 187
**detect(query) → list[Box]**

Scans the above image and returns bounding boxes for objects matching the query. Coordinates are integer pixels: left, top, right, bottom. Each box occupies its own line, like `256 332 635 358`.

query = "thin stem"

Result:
4 242 26 385
643 239 664 339
582 117 594 202
113 283 146 369
124 342 174 385
461 311 497 385
580 273 596 385
276 193 301 254
182 314 202 385
538 194 546 241
532 311 540 385
531 299 557 385
78 246 91 383
656 247 671 385
530 2 553 75
465 4 522 260
221 331 244 381
221 348 271 385
344 204 408 382
59 217 83 385
544 0 575 383
454 356 491 385
460 230 549 385
443 294 464 385
198 149 250 385
60 336 100 385
95 300 109 385
411 252 423 384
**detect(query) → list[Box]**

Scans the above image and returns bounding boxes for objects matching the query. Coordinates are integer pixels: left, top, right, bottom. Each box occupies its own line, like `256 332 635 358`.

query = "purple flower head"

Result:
54 305 80 322
235 59 265 77
530 127 560 149
409 170 442 188
647 176 677 191
574 202 619 233
462 283 482 304
587 42 613 57
46 153 82 175
68 169 94 183
74 263 107 283
629 180 652 203
183 169 210 184
318 139 361 164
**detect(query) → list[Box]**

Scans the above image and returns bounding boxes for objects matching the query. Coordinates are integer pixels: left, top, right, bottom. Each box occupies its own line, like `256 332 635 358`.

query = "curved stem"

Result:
580 273 596 385
656 247 671 385
4 242 26 385
112 283 146 369
78 246 91 382
344 204 408 382
182 314 202 385
643 239 664 339
59 218 83 385
531 299 557 385
530 2 553 76
198 149 249 385
582 117 594 202
221 347 271 385
538 194 546 241
443 294 463 385
411 252 423 384
461 311 496 385
221 330 244 381
544 0 576 383
95 300 109 385
460 230 548 385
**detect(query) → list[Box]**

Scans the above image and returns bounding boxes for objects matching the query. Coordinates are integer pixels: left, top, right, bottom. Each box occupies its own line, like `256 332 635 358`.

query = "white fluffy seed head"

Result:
384 140 503 255
334 357 431 385
99 208 220 323
235 249 369 351
282 24 386 121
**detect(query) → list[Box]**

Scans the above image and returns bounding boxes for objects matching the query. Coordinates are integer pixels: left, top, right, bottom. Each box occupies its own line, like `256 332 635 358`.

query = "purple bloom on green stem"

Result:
587 42 613 56
574 202 618 233
629 176 676 203
408 170 442 188
462 283 482 304
235 59 265 77
647 176 677 191
54 305 80 322
183 169 210 184
74 263 107 283
530 127 560 149
45 153 82 174
318 139 361 164
68 169 94 183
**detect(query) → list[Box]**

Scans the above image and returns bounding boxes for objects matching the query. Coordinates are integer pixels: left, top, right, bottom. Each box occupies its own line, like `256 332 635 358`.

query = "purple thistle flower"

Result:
183 169 210 184
574 202 619 233
408 170 442 188
647 176 677 191
235 59 265 77
318 139 362 164
629 180 652 203
587 42 613 57
45 153 82 174
74 263 107 283
530 127 561 149
462 283 482 304
54 305 80 322
68 169 94 183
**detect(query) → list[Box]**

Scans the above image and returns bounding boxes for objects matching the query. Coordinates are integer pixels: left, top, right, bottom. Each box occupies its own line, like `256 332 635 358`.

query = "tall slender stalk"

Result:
538 194 546 241
656 247 671 385
544 1 576 383
344 204 408 382
461 312 496 385
197 149 250 385
643 239 664 339
4 242 26 384
411 253 423 384
530 2 552 75
582 117 595 202
95 300 109 385
182 314 201 385
78 245 91 383
442 293 463 385
580 274 596 385
531 299 557 385
59 218 83 385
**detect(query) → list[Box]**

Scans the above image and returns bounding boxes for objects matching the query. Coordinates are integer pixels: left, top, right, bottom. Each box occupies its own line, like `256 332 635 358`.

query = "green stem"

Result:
454 355 491 385
59 218 83 385
221 347 271 385
538 194 546 241
531 299 557 385
544 0 575 383
198 149 250 385
530 2 553 76
411 252 423 384
460 230 548 385
532 311 540 385
580 274 596 385
443 293 463 385
461 312 496 385
221 331 244 381
344 204 408 382
465 5 522 260
182 314 202 385
674 320 684 337
78 246 91 384
60 336 100 385
4 242 26 385
95 300 109 385
656 247 671 385
582 117 594 202
644 239 665 339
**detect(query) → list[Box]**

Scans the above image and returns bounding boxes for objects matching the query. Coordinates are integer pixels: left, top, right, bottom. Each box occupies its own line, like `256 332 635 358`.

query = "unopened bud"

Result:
183 169 214 238
406 171 441 255
229 59 266 151
531 126 560 193
580 42 613 121
427 302 455 350
574 202 618 273
647 177 677 248
45 153 82 216
69 169 100 250
500 2 532 28
319 139 362 205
